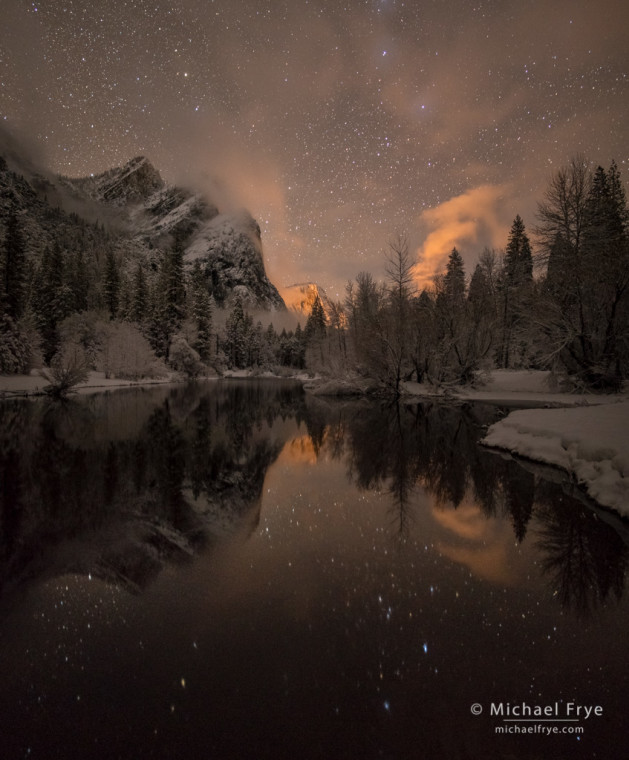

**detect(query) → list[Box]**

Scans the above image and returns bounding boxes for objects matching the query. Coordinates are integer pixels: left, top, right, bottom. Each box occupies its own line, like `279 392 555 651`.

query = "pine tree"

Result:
1 210 27 320
68 250 89 313
33 242 66 362
293 322 305 368
131 263 148 323
224 297 248 368
192 285 213 362
305 294 327 341
468 264 491 321
537 159 629 388
434 248 485 383
504 215 533 287
159 238 187 332
498 216 533 367
104 250 120 319
148 238 188 359
117 274 132 321
249 320 263 366
442 248 466 307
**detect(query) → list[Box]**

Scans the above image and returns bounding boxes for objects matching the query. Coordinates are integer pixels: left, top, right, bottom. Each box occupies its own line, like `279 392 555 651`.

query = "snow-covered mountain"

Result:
1 144 285 311
280 281 334 319
65 156 285 310
186 211 285 309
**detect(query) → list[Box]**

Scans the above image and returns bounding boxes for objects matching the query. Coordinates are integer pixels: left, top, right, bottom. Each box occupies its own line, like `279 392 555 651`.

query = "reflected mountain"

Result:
1 383 627 616
0 381 304 595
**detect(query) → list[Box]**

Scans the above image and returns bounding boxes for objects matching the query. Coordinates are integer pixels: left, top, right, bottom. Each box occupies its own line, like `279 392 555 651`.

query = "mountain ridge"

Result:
1 147 285 312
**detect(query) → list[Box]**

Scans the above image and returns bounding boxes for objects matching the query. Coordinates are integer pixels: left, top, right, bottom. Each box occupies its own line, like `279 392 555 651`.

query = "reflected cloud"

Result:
431 500 491 542
437 539 519 587
432 502 521 586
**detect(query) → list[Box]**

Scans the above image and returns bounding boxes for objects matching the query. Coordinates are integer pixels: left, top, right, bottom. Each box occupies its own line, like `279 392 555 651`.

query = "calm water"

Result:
0 380 628 760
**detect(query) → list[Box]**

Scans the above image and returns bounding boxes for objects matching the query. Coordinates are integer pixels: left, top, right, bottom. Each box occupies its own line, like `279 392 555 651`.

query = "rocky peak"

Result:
68 156 165 207
280 282 334 319
185 211 285 311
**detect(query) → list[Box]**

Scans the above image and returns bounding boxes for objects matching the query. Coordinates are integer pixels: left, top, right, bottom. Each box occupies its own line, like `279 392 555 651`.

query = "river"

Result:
0 380 627 759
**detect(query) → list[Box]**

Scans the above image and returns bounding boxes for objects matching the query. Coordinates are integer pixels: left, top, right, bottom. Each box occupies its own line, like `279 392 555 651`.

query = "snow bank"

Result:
481 369 555 393
403 370 602 406
456 369 596 406
0 371 176 397
482 402 629 515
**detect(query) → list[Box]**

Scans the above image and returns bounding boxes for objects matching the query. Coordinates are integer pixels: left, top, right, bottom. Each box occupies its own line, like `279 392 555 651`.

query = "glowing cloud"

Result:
413 184 511 287
431 501 525 586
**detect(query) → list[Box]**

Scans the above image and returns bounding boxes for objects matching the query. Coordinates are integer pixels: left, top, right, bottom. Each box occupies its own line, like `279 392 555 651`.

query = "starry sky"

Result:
2 0 628 297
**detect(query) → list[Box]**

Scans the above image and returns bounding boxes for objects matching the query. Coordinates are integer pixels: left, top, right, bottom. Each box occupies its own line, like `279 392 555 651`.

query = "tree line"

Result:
306 157 629 393
0 161 307 380
1 155 628 391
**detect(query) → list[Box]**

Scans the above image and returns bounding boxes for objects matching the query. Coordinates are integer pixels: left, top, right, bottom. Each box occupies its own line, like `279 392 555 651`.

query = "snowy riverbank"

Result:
403 369 604 407
482 401 629 516
0 370 181 397
407 369 629 516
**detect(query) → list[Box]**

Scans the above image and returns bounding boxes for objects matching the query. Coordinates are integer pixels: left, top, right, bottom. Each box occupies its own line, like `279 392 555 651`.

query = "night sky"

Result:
2 0 628 296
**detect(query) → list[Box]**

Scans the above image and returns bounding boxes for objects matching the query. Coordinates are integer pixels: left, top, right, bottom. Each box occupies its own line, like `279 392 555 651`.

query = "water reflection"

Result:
0 383 627 618
0 381 303 594
302 397 629 616
535 489 629 616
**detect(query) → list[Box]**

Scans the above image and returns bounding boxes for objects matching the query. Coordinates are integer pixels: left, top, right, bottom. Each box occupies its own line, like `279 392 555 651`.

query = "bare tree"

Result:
41 346 89 398
535 157 629 389
535 155 591 263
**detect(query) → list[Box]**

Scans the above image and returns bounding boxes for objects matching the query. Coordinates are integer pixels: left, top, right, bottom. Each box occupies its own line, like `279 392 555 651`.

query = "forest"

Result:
1 156 628 394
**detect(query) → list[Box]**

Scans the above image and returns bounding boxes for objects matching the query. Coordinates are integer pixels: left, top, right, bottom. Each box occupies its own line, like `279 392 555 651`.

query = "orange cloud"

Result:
413 184 511 287
165 120 306 286
431 501 524 586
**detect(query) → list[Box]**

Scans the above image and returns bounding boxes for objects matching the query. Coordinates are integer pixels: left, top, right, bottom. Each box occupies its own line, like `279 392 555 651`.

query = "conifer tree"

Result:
158 236 187 333
504 215 533 287
224 297 247 368
117 274 132 321
294 322 305 368
442 248 466 307
1 210 27 320
536 158 629 388
498 216 533 367
305 294 327 341
131 263 148 324
33 242 67 361
104 250 120 319
192 284 213 362
468 264 491 321
69 250 89 313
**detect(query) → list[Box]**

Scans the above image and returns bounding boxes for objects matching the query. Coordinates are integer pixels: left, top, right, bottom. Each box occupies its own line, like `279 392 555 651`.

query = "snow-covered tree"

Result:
1 210 27 320
536 159 629 388
497 216 534 368
103 250 120 319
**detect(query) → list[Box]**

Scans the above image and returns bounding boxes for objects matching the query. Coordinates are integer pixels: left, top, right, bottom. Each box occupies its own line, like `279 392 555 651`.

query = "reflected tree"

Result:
0 381 302 595
301 396 627 616
535 489 628 616
504 465 535 543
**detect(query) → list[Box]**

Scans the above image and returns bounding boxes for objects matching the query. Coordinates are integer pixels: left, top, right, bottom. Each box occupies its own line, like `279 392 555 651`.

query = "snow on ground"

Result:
0 371 177 397
452 369 599 406
483 402 629 516
404 369 617 406
403 369 629 515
